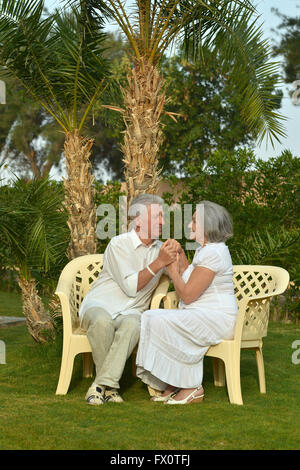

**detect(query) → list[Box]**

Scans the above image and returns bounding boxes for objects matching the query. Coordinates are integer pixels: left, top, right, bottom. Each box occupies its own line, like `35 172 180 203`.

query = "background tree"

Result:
272 6 300 83
0 178 69 343
0 77 64 179
84 33 130 180
0 0 112 259
0 33 129 182
83 0 286 204
159 49 283 176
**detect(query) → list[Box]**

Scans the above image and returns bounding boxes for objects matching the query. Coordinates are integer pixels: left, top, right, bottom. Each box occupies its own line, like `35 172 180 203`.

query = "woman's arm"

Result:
165 240 189 275
166 256 215 304
177 248 189 275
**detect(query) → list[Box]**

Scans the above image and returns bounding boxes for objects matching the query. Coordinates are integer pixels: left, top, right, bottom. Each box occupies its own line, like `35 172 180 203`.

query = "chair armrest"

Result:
163 291 180 309
246 288 287 303
234 292 280 344
55 275 74 298
150 274 170 310
55 285 73 336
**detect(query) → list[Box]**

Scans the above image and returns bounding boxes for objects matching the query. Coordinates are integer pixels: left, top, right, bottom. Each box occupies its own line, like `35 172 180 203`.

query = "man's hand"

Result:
165 239 189 275
158 239 178 267
164 239 183 254
138 239 182 292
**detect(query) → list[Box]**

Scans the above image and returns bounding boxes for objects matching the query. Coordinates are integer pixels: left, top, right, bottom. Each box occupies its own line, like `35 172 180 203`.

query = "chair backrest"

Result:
56 254 104 331
233 265 289 341
163 265 289 342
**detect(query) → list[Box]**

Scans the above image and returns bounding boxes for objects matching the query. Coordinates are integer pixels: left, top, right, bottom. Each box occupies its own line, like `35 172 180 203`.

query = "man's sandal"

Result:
85 385 106 405
104 387 124 403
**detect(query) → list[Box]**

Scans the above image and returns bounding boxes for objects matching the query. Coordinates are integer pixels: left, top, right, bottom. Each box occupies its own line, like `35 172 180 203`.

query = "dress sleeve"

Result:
193 246 224 273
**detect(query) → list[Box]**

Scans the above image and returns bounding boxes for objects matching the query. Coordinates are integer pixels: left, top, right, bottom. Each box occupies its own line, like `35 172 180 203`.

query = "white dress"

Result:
136 242 238 390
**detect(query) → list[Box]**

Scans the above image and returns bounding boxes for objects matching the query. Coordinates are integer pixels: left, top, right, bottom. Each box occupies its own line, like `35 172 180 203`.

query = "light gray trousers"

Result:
81 307 141 389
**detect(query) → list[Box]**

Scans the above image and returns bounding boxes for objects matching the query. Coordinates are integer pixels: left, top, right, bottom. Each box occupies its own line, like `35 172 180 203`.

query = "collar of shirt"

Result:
129 229 160 250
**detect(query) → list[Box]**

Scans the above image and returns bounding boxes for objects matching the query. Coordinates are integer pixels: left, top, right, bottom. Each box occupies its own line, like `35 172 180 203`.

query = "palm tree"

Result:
0 0 111 259
0 178 69 343
86 0 286 204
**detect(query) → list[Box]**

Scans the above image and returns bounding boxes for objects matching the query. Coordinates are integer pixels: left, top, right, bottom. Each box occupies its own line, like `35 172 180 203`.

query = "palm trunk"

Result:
63 129 97 259
121 57 165 205
17 276 55 344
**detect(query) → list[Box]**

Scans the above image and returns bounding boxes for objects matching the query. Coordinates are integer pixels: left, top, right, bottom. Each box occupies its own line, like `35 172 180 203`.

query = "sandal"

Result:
105 387 124 403
85 384 106 405
164 386 204 405
151 388 180 402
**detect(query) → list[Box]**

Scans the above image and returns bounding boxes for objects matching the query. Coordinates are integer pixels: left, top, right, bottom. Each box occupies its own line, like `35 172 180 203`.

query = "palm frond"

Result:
0 177 69 277
0 0 111 131
233 227 300 269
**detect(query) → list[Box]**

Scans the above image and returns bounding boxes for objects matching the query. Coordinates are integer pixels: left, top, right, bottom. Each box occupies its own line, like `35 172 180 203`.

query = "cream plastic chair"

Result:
163 265 289 405
55 254 170 395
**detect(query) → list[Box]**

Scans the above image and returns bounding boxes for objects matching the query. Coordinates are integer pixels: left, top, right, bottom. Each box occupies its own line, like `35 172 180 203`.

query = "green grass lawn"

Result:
0 290 23 317
0 290 299 450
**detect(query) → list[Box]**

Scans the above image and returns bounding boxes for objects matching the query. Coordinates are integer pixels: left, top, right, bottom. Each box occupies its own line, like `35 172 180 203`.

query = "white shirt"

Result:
79 229 165 321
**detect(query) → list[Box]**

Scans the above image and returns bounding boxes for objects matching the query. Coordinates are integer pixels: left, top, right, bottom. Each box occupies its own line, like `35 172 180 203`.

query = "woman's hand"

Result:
165 253 180 278
157 240 177 267
166 239 189 274
164 239 183 254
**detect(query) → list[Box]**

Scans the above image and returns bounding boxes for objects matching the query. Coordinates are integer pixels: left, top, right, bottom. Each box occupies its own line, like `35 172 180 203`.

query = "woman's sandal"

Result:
151 388 180 402
164 386 204 405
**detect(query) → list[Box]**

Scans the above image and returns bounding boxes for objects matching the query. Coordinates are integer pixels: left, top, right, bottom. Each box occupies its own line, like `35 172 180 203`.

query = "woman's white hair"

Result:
197 200 233 242
128 193 164 230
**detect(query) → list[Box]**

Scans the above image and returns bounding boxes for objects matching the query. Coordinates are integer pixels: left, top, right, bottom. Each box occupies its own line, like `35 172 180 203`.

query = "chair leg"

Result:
212 357 226 387
224 351 243 405
56 340 70 395
56 340 75 395
255 347 266 394
83 352 94 378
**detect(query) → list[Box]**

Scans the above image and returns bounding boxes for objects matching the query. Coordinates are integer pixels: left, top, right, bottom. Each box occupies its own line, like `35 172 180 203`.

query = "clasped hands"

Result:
158 239 182 277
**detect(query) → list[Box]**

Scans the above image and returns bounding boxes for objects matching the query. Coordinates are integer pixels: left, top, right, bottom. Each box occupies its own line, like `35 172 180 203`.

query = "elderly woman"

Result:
136 200 238 405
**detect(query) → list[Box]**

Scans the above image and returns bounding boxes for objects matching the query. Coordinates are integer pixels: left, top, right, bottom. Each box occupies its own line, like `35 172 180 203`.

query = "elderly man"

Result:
79 193 180 405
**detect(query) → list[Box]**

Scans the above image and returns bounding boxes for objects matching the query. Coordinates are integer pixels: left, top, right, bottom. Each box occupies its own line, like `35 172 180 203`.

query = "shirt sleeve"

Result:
103 241 139 297
193 247 223 273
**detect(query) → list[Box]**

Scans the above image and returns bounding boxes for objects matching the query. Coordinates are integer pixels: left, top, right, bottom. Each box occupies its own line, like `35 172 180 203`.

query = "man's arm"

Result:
136 241 177 291
104 239 177 297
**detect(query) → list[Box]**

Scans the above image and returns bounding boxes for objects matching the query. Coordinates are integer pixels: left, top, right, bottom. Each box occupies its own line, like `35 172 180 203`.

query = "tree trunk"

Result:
26 150 42 179
26 150 54 179
17 276 55 344
63 129 97 259
121 57 165 205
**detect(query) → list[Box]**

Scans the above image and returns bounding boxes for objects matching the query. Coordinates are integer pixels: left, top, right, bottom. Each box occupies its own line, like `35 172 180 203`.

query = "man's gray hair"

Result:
128 193 164 229
198 200 233 242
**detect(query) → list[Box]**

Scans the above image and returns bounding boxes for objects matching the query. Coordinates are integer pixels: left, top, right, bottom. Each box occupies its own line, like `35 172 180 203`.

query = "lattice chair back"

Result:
56 254 104 333
233 265 289 341
70 255 104 330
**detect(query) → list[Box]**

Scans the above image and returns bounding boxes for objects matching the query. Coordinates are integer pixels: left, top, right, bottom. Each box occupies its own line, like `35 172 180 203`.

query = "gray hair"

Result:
128 193 164 229
197 200 233 242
